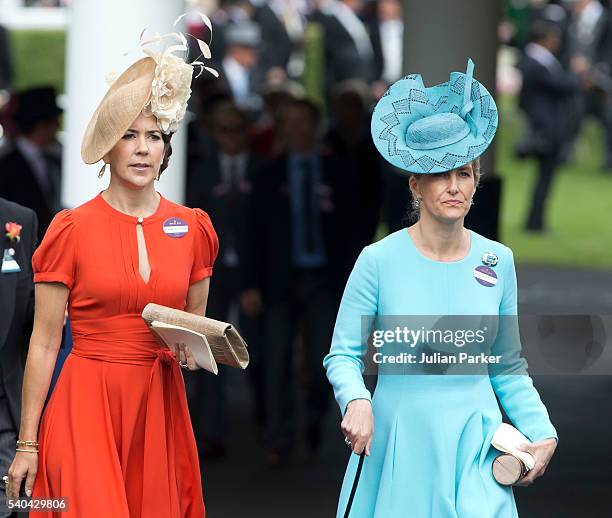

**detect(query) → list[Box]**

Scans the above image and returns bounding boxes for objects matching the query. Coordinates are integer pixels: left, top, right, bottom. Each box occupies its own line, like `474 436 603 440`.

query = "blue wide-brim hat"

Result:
371 59 498 174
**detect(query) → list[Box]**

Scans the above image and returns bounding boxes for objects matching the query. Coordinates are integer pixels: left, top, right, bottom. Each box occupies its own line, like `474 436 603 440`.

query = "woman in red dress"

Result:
6 33 218 517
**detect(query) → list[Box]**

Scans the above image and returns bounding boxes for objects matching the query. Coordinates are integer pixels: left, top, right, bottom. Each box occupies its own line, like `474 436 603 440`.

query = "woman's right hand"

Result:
341 399 374 456
6 451 38 500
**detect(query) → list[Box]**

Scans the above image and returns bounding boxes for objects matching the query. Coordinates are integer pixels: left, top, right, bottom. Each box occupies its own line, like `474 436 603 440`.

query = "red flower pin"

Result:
5 222 22 243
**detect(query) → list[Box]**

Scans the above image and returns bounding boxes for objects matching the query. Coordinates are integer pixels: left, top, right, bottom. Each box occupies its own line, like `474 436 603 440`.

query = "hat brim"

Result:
371 72 498 174
81 57 157 164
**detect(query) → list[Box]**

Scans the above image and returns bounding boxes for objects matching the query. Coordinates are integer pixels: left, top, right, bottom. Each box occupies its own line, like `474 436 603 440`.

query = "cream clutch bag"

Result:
491 423 536 485
142 303 249 373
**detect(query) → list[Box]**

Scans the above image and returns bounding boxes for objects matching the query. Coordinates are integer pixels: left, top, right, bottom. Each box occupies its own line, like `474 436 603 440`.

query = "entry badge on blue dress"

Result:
1 248 20 273
474 265 497 287
162 217 189 238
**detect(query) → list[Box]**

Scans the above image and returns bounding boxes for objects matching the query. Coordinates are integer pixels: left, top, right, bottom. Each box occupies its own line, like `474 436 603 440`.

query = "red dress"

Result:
30 193 218 517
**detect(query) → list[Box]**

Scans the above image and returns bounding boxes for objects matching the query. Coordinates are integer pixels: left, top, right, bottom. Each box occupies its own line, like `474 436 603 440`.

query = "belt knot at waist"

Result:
156 348 176 366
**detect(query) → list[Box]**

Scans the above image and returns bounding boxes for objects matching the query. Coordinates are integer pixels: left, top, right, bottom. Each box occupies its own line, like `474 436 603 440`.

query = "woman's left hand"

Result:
514 438 557 486
170 342 200 371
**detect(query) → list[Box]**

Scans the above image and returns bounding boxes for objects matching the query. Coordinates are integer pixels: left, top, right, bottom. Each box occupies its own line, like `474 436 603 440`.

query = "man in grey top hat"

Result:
221 21 263 113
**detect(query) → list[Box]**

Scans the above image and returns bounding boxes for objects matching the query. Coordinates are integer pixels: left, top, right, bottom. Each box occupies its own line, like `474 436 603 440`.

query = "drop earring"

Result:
98 163 107 179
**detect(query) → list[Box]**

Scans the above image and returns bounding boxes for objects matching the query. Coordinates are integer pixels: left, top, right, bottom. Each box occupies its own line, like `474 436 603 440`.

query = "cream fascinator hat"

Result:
81 13 217 165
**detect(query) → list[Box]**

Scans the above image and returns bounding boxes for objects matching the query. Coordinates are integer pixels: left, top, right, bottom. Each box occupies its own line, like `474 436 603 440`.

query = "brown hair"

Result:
159 132 174 177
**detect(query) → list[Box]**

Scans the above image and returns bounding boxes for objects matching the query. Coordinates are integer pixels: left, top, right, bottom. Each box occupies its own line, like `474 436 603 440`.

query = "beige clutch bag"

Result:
142 303 249 370
492 454 529 486
491 423 536 485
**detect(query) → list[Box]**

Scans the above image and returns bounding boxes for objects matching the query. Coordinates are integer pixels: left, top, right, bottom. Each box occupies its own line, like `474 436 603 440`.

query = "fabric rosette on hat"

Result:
371 59 498 174
148 53 194 134
81 12 218 165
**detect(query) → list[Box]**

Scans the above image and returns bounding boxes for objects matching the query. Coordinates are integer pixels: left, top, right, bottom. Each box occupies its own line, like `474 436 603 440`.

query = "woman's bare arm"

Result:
18 283 68 441
184 277 210 317
172 278 211 371
7 282 67 500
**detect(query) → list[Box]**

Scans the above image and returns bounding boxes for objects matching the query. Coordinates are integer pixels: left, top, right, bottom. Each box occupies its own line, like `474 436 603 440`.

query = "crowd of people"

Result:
180 0 406 466
506 0 612 231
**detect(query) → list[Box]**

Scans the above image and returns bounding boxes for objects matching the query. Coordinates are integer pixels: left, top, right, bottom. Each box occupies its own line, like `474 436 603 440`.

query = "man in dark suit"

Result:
0 87 62 242
316 0 376 98
519 19 583 232
565 0 612 169
191 0 257 72
0 198 36 517
324 80 383 270
241 98 349 465
254 1 300 78
367 0 403 86
0 25 12 91
186 101 263 459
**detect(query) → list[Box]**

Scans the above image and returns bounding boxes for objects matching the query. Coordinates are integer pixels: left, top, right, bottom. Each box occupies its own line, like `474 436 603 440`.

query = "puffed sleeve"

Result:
32 209 77 289
490 247 558 443
190 208 219 285
323 246 378 415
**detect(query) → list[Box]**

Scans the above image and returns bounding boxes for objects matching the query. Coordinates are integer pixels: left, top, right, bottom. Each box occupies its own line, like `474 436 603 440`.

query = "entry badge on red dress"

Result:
162 217 189 238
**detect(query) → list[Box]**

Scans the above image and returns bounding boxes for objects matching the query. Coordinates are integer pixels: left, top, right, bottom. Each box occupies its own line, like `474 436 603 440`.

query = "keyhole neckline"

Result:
96 191 166 225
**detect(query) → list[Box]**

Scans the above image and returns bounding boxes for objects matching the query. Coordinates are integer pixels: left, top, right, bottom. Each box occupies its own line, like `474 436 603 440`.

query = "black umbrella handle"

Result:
343 451 366 518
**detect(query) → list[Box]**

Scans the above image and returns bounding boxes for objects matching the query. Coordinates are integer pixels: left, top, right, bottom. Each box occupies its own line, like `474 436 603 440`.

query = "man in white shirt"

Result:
221 21 263 113
519 20 582 231
368 0 404 99
330 0 374 65
320 0 376 96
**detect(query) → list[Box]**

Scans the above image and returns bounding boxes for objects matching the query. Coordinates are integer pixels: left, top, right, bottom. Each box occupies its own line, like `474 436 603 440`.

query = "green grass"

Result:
497 95 612 271
9 30 66 92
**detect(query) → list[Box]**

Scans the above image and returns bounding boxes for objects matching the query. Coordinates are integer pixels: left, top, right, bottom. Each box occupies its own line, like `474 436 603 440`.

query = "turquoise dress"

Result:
323 229 558 518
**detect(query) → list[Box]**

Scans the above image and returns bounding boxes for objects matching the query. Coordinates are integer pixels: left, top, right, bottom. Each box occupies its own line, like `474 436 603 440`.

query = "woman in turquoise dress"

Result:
323 60 558 517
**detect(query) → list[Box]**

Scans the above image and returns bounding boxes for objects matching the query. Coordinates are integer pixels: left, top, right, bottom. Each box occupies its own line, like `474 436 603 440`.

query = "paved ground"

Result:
200 265 612 518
